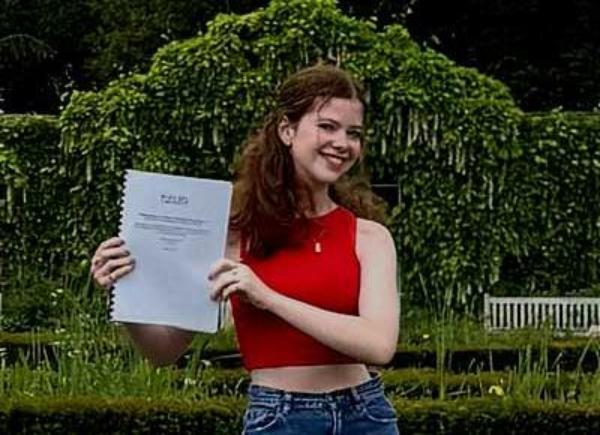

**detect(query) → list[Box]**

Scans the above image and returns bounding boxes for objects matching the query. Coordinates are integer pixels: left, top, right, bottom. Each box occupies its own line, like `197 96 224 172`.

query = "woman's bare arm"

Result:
123 323 195 367
260 219 400 365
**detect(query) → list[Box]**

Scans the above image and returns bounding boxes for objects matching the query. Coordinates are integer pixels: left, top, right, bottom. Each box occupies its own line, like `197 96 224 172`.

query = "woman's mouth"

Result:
319 152 347 167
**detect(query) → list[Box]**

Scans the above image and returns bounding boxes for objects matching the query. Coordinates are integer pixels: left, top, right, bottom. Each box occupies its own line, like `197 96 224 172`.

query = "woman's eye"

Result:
318 123 335 131
348 131 363 141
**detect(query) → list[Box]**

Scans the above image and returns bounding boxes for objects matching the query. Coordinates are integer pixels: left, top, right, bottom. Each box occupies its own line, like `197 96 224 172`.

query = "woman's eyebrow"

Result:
317 116 363 129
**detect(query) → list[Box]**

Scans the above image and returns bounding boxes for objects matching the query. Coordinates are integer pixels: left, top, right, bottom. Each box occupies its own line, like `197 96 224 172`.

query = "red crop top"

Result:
229 206 361 370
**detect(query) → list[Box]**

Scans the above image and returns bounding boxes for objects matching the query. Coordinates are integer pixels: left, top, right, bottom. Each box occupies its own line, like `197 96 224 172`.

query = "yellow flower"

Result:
488 385 505 396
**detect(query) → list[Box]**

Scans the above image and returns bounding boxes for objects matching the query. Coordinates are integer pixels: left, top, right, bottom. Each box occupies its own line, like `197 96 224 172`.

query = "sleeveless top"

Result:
229 206 361 370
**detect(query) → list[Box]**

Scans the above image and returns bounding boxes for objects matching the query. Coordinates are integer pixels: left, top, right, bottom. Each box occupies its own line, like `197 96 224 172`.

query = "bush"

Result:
0 115 65 281
1 396 600 434
498 112 600 295
4 1 600 314
58 0 521 312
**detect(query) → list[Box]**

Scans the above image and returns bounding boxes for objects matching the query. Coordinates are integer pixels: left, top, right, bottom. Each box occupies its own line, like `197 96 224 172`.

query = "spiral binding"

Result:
108 169 131 320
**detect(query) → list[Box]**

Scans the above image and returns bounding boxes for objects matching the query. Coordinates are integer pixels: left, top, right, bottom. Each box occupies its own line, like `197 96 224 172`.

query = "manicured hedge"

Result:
1 396 599 434
397 398 600 434
0 396 245 434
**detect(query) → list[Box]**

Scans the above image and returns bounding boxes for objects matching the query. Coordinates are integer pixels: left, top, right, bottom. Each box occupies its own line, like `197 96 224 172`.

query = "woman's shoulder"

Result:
355 218 395 257
356 218 392 239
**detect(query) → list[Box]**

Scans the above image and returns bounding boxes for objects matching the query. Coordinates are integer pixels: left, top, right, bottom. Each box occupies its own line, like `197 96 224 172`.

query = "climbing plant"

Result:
9 0 596 312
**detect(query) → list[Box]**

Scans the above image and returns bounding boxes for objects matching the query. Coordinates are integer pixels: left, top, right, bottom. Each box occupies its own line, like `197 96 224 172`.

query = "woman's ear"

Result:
277 116 294 147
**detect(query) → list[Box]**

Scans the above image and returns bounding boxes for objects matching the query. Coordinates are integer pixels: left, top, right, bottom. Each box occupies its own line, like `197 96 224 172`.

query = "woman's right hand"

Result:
91 237 136 290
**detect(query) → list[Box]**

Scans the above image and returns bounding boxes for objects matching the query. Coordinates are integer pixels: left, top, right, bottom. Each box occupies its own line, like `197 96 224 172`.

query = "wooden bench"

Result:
483 294 600 335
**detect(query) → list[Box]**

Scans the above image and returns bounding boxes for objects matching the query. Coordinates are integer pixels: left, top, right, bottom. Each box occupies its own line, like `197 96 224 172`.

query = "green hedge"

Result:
398 398 600 434
0 396 245 434
41 0 525 311
1 396 599 434
3 0 600 312
499 112 600 295
0 115 63 278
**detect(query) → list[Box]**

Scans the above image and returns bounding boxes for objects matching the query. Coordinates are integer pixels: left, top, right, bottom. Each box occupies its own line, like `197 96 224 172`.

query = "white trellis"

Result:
484 294 600 335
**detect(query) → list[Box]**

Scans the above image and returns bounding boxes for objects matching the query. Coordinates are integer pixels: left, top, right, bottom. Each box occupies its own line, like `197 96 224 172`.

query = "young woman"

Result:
91 64 400 435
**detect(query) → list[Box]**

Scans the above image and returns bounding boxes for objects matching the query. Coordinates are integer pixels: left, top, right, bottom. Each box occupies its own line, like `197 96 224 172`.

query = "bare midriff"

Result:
249 363 371 393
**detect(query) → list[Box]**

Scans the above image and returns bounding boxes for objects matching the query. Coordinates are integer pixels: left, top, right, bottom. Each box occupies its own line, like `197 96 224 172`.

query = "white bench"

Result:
484 294 600 335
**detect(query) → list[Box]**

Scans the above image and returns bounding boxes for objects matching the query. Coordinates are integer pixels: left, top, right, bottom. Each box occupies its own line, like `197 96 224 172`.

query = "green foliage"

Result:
1 395 600 434
364 32 523 311
3 0 600 313
0 115 66 283
396 398 600 434
498 112 600 295
0 0 92 113
0 260 104 332
3 324 599 374
118 366 599 400
0 396 245 434
82 0 270 86
56 0 523 312
3 1 598 113
0 274 61 331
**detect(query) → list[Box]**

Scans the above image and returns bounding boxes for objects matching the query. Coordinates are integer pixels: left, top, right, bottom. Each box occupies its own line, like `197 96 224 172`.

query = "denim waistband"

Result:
247 372 384 408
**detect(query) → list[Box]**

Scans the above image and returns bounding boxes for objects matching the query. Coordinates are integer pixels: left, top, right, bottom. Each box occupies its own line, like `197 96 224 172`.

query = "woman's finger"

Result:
95 255 134 276
93 257 135 288
91 247 128 274
93 246 130 265
210 269 239 300
111 263 135 281
208 258 238 280
98 237 124 251
99 264 135 290
221 282 242 301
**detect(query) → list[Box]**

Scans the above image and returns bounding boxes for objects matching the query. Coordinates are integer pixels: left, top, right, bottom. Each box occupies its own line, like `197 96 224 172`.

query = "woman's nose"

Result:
332 131 350 149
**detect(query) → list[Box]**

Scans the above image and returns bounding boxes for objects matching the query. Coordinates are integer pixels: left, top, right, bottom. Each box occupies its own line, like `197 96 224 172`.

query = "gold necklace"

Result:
311 225 327 254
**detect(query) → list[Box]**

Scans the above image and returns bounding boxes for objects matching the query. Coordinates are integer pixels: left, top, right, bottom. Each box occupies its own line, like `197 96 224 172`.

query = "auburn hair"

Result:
230 64 387 257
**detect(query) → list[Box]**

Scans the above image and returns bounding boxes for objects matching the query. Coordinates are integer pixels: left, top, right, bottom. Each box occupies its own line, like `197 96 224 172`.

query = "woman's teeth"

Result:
320 153 345 165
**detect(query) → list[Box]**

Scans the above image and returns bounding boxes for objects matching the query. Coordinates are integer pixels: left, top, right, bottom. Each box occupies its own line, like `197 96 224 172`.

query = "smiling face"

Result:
278 97 364 191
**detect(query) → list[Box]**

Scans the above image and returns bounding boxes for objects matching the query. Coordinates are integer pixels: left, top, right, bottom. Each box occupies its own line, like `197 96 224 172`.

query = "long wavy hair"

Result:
230 64 387 257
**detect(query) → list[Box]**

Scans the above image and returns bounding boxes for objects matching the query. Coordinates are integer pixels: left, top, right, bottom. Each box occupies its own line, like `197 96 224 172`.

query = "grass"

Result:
2 265 600 404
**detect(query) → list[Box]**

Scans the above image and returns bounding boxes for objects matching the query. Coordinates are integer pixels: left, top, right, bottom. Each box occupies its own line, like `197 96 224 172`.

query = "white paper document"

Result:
111 169 232 332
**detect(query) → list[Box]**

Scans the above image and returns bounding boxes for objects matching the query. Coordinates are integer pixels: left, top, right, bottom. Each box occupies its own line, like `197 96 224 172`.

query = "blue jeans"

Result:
242 373 399 435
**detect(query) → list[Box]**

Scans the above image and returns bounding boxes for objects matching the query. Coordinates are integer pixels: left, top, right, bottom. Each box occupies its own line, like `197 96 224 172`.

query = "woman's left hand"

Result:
207 259 272 310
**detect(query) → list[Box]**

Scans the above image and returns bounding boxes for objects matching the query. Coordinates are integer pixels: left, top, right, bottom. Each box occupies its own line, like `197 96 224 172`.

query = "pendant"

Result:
314 242 322 253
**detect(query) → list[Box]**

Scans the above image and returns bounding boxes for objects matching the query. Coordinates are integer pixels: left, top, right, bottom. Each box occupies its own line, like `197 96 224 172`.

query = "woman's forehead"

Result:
307 97 364 125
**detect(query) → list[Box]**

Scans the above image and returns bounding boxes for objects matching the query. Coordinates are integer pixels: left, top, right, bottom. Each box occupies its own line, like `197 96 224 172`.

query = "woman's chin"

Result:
315 172 345 186
296 166 349 189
